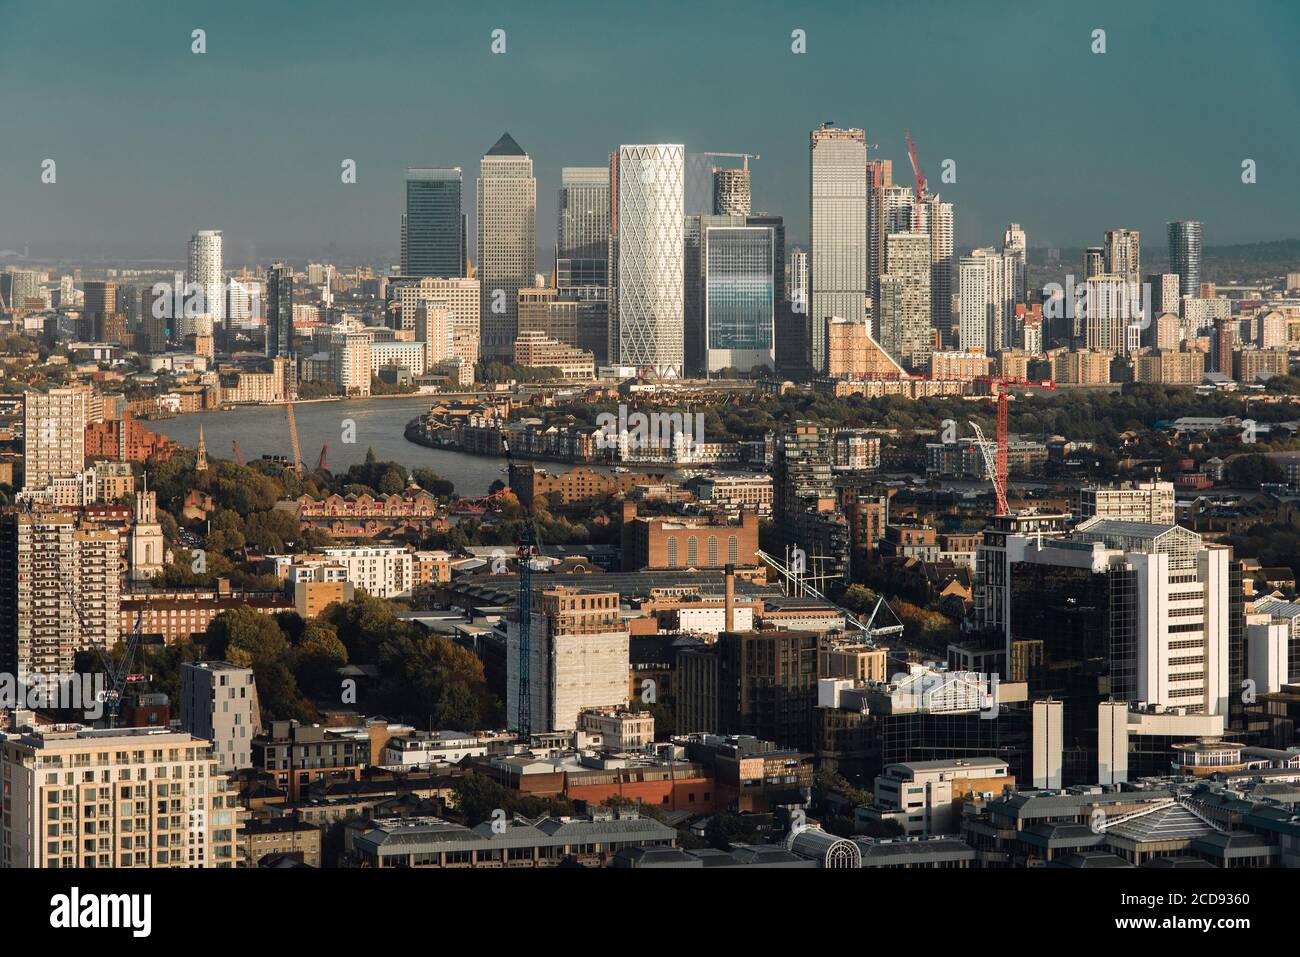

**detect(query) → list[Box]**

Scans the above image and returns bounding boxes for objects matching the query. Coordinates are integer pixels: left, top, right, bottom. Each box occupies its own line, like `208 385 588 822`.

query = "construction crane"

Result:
232 439 244 466
904 129 927 231
757 549 904 646
318 442 329 473
60 574 145 728
503 437 539 738
703 151 761 172
968 376 1058 515
285 399 304 476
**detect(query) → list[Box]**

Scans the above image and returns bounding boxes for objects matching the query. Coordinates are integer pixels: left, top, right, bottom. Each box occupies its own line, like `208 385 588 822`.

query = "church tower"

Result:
195 424 208 472
130 473 166 581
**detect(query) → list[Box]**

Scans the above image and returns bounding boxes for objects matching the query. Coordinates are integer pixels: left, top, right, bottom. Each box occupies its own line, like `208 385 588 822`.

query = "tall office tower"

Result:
556 167 611 363
506 586 629 733
1083 246 1105 279
685 214 742 373
610 144 685 377
390 277 480 366
1082 275 1143 355
130 482 165 581
712 166 751 216
476 133 536 361
702 224 776 374
557 167 610 260
181 662 261 773
1001 223 1027 304
403 168 465 279
141 284 169 351
746 214 786 303
264 263 294 359
920 195 955 341
877 231 932 369
0 512 120 680
0 725 242 868
866 159 893 296
22 387 86 491
808 126 868 373
1168 220 1203 300
789 247 808 306
186 229 224 336
1147 272 1181 316
1103 228 1141 285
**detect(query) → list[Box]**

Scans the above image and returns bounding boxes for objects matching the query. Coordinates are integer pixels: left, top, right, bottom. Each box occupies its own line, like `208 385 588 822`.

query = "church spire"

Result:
195 425 208 472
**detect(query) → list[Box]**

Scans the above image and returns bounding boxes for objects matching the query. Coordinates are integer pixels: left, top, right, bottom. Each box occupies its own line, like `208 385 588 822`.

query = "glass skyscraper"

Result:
611 144 684 378
476 133 536 361
1167 220 1203 300
403 168 465 280
556 167 610 363
704 225 774 374
809 125 867 373
265 262 294 359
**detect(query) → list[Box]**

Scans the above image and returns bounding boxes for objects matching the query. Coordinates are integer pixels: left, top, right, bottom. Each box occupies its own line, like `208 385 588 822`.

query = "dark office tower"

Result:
81 280 116 340
265 263 294 359
403 168 465 279
1168 220 1203 300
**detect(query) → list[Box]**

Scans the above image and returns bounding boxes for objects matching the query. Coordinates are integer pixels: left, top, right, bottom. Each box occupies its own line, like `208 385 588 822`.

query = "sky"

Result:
1 0 1297 265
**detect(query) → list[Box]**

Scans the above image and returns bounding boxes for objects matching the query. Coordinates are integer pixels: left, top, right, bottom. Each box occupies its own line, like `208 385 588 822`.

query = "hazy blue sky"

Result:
2 0 1297 264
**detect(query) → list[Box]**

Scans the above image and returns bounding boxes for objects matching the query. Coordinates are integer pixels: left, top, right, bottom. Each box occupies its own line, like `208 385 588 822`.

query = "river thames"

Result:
149 397 514 496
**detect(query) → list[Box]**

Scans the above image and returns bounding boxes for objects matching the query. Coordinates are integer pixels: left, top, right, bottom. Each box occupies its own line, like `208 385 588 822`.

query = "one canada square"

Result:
611 145 685 378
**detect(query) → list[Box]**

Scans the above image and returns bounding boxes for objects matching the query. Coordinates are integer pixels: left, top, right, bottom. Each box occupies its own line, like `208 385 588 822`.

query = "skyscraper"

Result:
403 168 465 279
476 133 537 361
1002 223 1027 305
920 195 955 343
186 229 224 337
959 248 1017 355
557 167 610 261
1103 228 1141 285
702 224 775 374
1168 220 1203 301
556 167 611 363
265 263 294 359
866 159 893 297
1083 247 1105 279
878 231 931 370
809 125 867 372
610 144 685 377
712 166 751 217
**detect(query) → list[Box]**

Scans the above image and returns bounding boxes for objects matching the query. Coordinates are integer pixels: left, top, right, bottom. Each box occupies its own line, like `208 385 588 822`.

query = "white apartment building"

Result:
22 387 86 491
1078 480 1176 525
319 546 413 598
0 725 242 868
382 730 488 769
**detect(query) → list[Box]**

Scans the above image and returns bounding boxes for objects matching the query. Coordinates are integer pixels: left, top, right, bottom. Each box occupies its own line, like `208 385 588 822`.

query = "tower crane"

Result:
702 151 761 172
503 437 540 738
968 375 1058 515
232 439 245 466
59 573 145 728
904 129 928 232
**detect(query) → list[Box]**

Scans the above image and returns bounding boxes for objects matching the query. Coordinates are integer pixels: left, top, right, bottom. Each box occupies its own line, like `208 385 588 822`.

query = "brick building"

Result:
621 501 759 571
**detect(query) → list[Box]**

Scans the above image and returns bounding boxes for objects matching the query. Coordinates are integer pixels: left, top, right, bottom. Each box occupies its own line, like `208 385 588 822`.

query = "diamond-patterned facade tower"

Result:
613 145 684 378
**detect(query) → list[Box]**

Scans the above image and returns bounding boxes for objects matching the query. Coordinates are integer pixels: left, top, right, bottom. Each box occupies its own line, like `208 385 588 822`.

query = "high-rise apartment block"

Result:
877 231 932 369
1168 220 1203 301
22 387 86 491
264 263 294 360
506 587 629 733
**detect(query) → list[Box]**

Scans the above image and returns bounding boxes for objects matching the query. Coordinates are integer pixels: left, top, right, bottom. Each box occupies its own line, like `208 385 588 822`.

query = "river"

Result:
149 397 512 496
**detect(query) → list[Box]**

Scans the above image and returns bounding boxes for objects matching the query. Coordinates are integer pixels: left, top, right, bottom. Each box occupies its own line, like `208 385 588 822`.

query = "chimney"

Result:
724 564 736 632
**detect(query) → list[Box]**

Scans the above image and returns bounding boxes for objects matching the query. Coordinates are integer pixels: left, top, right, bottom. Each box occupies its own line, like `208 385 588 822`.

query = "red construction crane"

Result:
318 443 329 472
232 439 244 466
970 376 1057 515
904 128 927 231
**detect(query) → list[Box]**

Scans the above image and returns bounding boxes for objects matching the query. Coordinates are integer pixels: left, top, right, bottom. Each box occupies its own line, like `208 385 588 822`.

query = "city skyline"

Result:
2 0 1298 264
